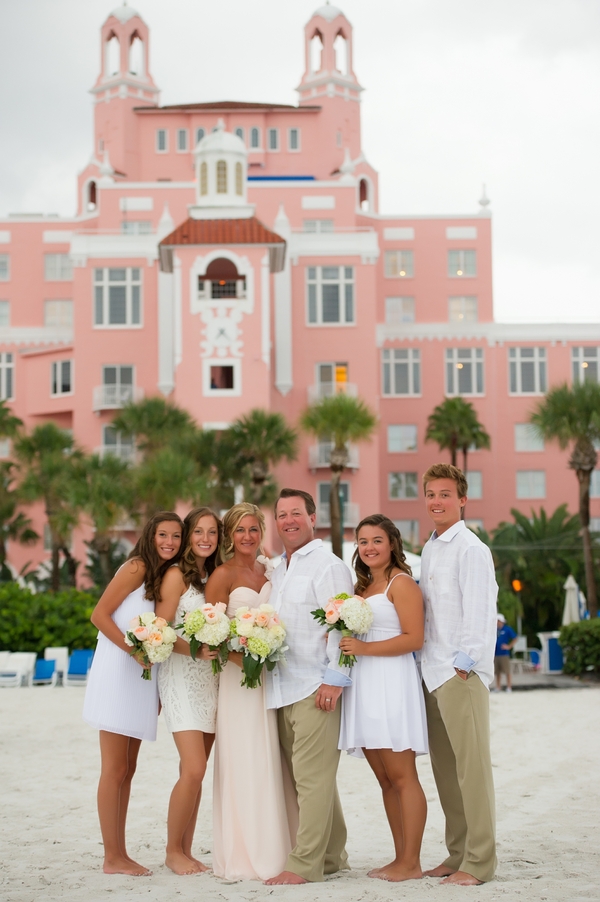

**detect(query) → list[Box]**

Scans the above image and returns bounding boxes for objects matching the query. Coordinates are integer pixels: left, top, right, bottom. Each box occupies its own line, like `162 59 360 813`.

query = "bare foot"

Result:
442 870 484 886
424 864 456 878
186 856 210 873
103 856 152 876
368 861 396 878
264 870 308 885
165 851 203 875
375 864 423 883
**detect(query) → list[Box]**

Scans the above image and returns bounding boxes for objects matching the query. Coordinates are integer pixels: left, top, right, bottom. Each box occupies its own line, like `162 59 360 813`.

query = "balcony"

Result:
307 382 358 404
316 502 360 529
308 442 360 470
95 444 136 463
93 384 144 411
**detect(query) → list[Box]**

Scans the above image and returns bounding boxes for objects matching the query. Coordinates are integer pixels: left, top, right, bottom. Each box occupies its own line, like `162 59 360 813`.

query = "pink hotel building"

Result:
1 2 600 571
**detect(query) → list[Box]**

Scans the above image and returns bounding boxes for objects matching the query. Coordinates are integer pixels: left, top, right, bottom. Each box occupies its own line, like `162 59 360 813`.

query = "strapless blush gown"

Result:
212 582 296 881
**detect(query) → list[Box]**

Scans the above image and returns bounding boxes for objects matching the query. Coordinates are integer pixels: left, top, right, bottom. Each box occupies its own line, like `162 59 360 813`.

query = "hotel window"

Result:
303 220 334 233
235 162 243 196
0 255 9 281
382 348 420 396
448 250 476 277
268 128 279 151
216 160 227 194
195 127 205 144
102 425 134 461
250 127 260 148
44 254 73 281
590 518 600 533
177 129 188 152
317 482 350 527
51 360 73 396
0 301 9 326
94 268 142 327
446 347 484 396
234 127 244 142
44 300 73 327
393 519 420 548
509 347 546 395
516 470 545 499
591 470 600 499
385 297 415 324
120 220 152 234
466 519 484 533
466 471 482 499
102 365 134 405
572 347 600 384
0 353 14 400
388 425 417 453
315 362 349 398
208 362 238 394
389 472 419 500
449 296 478 323
307 266 354 325
384 250 414 278
514 424 544 452
289 128 300 151
200 161 208 195
156 128 168 152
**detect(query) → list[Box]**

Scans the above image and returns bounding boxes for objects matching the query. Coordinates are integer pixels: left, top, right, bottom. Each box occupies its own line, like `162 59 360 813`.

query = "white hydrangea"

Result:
146 642 174 664
196 617 231 647
339 596 373 634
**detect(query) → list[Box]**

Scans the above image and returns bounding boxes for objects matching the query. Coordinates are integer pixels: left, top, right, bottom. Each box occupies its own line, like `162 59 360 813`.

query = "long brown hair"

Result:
128 511 184 604
352 514 412 596
180 506 223 592
222 502 265 558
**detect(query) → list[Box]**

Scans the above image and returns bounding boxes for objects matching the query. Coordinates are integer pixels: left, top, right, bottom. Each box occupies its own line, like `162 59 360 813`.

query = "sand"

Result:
0 685 599 902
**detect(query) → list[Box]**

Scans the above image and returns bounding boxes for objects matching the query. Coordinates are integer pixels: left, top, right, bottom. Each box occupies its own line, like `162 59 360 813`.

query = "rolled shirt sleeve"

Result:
457 543 498 669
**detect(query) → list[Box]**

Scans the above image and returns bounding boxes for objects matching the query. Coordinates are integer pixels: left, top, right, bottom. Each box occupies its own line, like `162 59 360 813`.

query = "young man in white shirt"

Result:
264 488 354 885
420 463 498 885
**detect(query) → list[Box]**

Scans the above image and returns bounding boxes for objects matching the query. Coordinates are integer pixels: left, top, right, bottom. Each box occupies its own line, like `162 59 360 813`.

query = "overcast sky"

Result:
1 0 599 323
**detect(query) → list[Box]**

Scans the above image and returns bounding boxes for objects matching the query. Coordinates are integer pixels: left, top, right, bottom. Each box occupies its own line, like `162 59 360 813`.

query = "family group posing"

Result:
82 463 499 887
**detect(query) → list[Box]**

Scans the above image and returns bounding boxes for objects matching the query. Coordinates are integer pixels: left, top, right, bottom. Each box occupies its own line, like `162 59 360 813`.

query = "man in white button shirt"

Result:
420 464 497 885
264 488 354 886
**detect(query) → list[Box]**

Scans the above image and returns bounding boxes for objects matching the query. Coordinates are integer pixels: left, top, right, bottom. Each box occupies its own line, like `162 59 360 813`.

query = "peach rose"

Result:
133 625 149 641
154 617 167 629
239 636 248 646
146 631 163 646
254 611 270 628
203 607 219 624
324 604 340 625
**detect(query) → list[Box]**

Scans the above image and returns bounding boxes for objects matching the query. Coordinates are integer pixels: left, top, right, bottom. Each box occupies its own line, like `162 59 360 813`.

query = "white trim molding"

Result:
376 321 600 348
289 229 379 264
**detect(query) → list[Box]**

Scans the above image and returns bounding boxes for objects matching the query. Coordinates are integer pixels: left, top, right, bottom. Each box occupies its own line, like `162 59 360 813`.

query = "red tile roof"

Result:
160 217 285 247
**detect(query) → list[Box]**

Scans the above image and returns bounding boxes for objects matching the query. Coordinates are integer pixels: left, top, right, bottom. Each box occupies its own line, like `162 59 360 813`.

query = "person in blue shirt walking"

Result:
494 614 517 692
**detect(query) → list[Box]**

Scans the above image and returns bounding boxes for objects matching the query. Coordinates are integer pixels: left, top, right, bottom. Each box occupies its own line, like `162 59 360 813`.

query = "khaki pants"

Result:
424 674 497 882
277 691 348 882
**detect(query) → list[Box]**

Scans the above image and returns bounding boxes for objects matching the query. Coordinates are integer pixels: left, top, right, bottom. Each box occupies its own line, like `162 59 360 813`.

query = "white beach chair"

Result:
0 650 11 670
7 652 37 686
44 646 69 681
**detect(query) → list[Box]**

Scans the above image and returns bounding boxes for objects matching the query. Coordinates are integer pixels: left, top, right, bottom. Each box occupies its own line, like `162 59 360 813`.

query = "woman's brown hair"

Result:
179 506 223 592
222 502 265 558
352 514 412 596
128 511 184 604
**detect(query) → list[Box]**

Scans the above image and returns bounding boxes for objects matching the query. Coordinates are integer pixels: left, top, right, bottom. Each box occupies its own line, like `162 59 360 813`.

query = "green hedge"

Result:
559 619 600 676
0 582 98 657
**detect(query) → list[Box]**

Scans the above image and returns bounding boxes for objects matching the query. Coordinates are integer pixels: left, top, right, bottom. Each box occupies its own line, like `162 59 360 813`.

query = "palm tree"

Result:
300 394 377 559
132 446 210 517
112 395 196 455
227 409 298 505
530 381 600 617
15 423 84 591
425 397 491 472
77 453 135 588
0 461 38 580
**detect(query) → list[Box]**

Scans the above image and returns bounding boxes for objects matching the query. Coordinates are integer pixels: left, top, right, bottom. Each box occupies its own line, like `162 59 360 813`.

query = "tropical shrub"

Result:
560 619 600 676
0 582 98 656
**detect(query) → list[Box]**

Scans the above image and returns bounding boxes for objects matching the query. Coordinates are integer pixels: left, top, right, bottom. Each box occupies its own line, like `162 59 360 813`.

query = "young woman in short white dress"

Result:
156 506 223 876
83 512 184 876
339 514 428 884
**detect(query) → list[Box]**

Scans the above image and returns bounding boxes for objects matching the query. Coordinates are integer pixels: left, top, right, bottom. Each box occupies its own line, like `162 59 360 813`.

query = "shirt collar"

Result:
430 519 466 543
281 537 322 562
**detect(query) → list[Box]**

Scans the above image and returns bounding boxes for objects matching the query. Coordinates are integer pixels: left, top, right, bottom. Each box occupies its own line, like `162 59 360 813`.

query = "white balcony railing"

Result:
307 382 358 404
316 502 360 529
308 443 360 470
95 444 136 463
93 384 144 411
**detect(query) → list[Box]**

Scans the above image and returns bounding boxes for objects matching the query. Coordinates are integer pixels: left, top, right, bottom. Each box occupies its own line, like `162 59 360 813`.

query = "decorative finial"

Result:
479 183 490 209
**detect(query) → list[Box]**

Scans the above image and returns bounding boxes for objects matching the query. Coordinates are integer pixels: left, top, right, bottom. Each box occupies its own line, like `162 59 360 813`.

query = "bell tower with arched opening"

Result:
90 3 160 180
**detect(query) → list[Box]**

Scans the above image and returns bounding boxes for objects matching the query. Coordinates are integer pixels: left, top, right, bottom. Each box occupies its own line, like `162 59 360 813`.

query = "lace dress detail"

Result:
157 584 219 733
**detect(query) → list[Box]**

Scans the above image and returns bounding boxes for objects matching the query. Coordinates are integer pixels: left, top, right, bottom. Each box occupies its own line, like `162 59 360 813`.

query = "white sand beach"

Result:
1 685 599 902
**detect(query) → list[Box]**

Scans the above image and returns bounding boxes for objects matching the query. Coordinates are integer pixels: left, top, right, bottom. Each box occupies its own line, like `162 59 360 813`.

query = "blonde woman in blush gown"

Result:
205 502 296 881
156 507 223 876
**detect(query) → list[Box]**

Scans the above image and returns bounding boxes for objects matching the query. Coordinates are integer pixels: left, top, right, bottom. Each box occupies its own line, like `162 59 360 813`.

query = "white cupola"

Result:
190 121 255 220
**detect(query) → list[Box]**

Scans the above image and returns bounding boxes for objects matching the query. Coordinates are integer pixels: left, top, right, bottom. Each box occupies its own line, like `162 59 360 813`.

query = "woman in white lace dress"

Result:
156 506 223 876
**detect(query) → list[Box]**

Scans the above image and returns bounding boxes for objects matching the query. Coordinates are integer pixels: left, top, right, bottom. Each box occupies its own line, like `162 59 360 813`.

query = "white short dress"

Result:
83 582 159 741
339 576 428 758
158 584 219 733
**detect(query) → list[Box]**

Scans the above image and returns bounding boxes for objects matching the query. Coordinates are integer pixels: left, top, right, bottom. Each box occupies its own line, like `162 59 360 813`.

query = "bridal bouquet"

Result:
176 603 231 674
311 593 374 667
228 604 287 689
125 612 177 680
